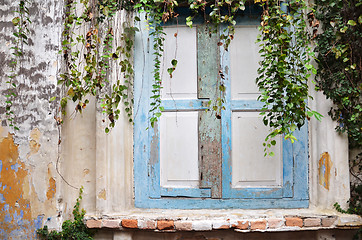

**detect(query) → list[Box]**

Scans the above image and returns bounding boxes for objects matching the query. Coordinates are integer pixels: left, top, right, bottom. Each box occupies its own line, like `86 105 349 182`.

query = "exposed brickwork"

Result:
175 221 193 231
138 219 156 230
212 220 230 229
102 220 121 229
322 217 337 227
232 220 249 230
83 214 362 233
250 219 267 230
285 217 303 227
86 219 102 229
122 219 138 229
304 218 321 227
268 218 284 229
157 220 174 230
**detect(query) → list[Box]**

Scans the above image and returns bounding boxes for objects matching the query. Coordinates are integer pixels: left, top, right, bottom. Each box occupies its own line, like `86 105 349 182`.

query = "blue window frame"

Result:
133 6 308 209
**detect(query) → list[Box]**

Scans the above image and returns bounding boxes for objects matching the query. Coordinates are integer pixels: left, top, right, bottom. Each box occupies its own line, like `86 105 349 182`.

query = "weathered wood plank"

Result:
197 24 222 198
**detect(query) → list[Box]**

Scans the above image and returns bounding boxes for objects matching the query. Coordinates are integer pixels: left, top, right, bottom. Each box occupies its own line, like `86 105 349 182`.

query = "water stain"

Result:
318 152 332 190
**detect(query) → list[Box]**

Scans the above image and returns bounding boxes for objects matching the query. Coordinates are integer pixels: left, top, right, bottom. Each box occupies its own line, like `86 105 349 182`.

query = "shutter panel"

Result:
158 25 212 198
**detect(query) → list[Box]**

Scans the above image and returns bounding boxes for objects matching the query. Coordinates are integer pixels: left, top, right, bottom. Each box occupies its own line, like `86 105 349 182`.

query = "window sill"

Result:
85 208 362 232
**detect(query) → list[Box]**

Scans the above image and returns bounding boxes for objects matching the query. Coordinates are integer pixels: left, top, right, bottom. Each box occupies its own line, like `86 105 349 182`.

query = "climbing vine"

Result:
4 0 325 145
313 0 362 218
57 0 136 133
256 0 321 155
37 186 96 239
314 0 361 149
50 0 320 146
6 0 31 130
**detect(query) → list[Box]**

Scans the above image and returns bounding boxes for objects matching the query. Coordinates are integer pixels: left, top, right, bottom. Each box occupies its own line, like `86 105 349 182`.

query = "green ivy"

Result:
6 0 31 130
314 0 362 227
6 0 322 148
256 0 320 154
314 0 362 149
37 187 96 240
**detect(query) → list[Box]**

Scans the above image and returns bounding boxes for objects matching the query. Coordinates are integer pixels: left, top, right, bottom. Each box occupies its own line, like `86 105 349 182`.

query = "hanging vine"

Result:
3 0 322 150
52 0 319 146
256 0 321 155
6 0 31 130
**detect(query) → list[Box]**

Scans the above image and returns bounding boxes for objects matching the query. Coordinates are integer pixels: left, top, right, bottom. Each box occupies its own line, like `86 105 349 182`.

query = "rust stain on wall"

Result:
46 166 56 200
27 128 41 158
46 177 56 200
318 152 332 190
0 133 32 236
98 189 106 200
0 132 48 239
83 168 90 177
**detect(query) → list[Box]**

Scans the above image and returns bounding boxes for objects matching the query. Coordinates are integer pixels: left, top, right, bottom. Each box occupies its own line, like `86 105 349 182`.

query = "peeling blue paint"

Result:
4 213 12 223
11 163 19 172
134 13 309 209
34 215 44 231
0 228 5 240
13 210 24 225
3 203 9 211
0 193 5 203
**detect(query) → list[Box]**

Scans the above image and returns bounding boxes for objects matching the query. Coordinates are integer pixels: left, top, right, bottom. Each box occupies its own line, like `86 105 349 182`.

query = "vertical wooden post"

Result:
197 24 222 198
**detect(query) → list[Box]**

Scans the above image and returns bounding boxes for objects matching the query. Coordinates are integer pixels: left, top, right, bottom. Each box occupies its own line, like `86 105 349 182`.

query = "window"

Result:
133 7 308 209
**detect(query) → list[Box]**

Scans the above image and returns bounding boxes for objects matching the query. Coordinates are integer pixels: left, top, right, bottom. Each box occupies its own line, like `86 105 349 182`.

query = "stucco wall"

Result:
0 1 359 239
0 0 63 238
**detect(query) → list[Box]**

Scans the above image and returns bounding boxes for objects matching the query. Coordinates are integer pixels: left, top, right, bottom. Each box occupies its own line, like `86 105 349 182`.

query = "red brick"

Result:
250 219 267 230
157 220 174 230
303 218 321 227
321 217 337 227
268 218 284 229
86 219 101 228
232 220 249 230
285 217 303 227
216 224 229 229
212 220 230 229
175 221 192 231
122 219 138 228
102 220 120 229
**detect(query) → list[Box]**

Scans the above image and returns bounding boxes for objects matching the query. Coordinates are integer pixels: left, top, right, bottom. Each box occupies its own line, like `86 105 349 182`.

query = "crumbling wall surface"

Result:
0 0 64 238
93 229 358 240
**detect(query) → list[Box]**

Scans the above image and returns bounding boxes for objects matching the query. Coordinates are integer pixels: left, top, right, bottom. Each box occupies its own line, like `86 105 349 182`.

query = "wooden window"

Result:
133 8 308 209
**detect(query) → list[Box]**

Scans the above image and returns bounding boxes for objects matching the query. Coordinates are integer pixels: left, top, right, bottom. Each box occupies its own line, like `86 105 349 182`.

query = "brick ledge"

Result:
85 210 362 232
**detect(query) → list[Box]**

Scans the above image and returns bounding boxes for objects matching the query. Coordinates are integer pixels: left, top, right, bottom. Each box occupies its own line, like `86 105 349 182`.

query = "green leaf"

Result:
171 59 178 67
347 20 356 26
340 26 348 33
12 17 20 25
